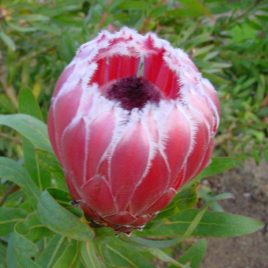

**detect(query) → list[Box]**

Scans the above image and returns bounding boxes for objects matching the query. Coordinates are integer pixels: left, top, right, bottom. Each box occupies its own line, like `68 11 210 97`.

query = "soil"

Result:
201 160 268 268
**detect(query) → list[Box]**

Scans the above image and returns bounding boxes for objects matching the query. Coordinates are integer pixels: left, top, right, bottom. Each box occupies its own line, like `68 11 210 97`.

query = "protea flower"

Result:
48 27 220 232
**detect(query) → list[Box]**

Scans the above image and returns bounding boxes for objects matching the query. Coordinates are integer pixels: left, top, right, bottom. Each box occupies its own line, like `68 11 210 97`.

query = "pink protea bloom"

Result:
48 27 220 232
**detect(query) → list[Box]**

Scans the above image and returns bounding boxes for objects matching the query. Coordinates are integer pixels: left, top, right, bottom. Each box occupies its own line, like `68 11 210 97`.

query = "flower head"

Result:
48 27 220 232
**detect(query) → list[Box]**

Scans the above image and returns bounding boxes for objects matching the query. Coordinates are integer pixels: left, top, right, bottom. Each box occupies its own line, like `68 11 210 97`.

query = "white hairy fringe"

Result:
200 78 220 131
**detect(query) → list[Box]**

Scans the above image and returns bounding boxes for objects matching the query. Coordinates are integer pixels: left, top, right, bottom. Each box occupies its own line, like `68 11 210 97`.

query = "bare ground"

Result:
201 160 268 268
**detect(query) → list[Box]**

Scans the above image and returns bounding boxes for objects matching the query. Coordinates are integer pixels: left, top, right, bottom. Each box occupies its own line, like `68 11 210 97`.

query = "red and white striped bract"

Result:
48 27 220 232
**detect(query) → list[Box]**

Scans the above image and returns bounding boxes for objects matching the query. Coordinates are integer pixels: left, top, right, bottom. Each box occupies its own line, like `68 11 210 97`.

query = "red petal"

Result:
108 55 139 80
90 58 107 86
54 84 83 141
194 140 214 178
172 167 186 190
165 107 192 185
132 214 154 227
144 50 164 83
65 174 81 200
187 90 214 130
85 112 115 179
90 56 139 86
110 122 150 210
47 107 60 160
130 152 169 215
80 203 103 223
144 188 176 214
184 120 209 181
53 64 75 97
202 79 221 115
81 175 117 216
155 63 179 98
104 212 136 225
61 118 86 187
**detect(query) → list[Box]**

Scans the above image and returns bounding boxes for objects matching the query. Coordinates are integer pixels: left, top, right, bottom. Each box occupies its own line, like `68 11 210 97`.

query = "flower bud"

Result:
48 28 220 232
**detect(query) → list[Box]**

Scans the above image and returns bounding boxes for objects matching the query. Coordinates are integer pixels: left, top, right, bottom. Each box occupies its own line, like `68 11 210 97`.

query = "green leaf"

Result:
53 240 79 268
147 248 189 268
0 31 16 51
125 236 179 249
0 207 27 235
178 240 207 268
36 150 66 190
81 241 103 268
179 207 207 241
47 188 82 218
0 157 40 202
142 209 264 238
0 93 16 113
0 243 7 268
21 14 50 22
0 114 52 153
151 184 197 221
18 90 52 189
36 235 65 267
37 191 94 241
194 157 240 182
99 238 154 268
47 188 71 206
16 212 52 241
19 89 43 121
174 184 198 210
7 231 41 268
112 0 151 11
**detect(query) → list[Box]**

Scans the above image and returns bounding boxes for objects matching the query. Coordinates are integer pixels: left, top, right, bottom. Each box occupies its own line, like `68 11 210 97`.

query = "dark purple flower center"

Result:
105 76 161 110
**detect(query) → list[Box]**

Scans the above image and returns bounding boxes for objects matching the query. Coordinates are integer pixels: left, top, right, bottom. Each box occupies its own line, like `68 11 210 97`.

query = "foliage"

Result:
0 0 267 267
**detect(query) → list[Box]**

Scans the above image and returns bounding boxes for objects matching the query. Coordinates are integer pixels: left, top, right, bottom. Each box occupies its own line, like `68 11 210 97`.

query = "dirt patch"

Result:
201 160 268 268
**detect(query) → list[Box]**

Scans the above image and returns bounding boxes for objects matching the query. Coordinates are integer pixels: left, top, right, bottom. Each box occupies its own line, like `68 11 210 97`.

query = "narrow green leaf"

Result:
99 238 154 268
7 22 37 33
152 184 197 220
126 236 179 249
142 209 264 238
0 157 40 202
36 235 66 268
0 207 27 235
36 150 66 190
21 14 50 22
179 240 207 268
0 93 16 113
37 191 94 241
53 240 79 268
194 157 240 182
7 231 41 268
0 31 16 51
0 243 7 268
148 248 189 268
0 114 52 153
15 94 56 190
180 207 207 241
16 212 52 241
19 89 43 121
81 241 103 268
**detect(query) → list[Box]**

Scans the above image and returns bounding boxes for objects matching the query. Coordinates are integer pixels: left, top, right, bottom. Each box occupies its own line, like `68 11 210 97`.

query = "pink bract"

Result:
48 27 220 232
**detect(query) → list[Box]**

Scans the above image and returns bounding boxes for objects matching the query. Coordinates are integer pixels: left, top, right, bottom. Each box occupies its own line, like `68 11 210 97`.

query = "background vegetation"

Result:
0 0 267 267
